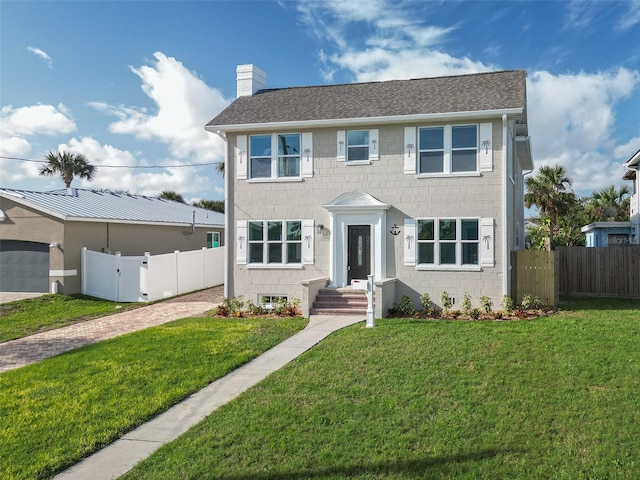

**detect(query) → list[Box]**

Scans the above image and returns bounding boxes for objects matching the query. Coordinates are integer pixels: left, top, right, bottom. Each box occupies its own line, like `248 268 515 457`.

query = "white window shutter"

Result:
236 220 247 265
479 123 493 172
302 219 315 264
369 129 379 161
236 135 247 180
301 132 313 178
337 130 346 162
404 127 416 174
404 218 417 266
480 218 495 267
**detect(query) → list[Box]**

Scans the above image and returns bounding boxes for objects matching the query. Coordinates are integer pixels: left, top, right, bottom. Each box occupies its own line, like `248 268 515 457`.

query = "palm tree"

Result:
215 161 224 177
586 185 631 222
159 191 186 203
39 151 96 188
192 199 224 213
524 165 574 250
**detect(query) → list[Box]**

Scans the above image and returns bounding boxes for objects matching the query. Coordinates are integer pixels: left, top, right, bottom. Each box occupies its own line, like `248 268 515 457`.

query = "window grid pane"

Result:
419 127 444 173
347 130 369 161
451 125 477 172
250 135 272 179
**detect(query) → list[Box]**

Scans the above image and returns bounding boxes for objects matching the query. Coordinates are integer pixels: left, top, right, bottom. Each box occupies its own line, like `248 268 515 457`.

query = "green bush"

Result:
480 296 493 314
470 308 481 320
420 293 433 316
440 291 452 314
461 292 472 315
388 295 416 317
501 295 514 315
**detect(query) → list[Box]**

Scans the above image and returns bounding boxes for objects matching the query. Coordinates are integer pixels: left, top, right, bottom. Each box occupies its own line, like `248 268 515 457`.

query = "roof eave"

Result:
516 136 534 171
0 192 68 221
206 108 524 134
63 217 224 228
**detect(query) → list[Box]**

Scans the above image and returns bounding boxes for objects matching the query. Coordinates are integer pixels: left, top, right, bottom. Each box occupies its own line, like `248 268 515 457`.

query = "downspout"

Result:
502 114 509 297
213 129 229 299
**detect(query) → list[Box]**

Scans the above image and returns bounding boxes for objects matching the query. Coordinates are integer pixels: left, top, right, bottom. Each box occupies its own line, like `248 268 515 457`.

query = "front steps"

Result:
310 288 369 315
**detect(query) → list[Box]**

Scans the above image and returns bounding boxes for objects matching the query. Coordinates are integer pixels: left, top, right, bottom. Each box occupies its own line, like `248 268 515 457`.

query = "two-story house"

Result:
206 65 532 316
623 149 639 244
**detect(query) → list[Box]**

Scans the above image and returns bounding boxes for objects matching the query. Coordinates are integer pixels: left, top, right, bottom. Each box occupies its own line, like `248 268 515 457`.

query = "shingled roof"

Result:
207 70 527 130
0 188 224 227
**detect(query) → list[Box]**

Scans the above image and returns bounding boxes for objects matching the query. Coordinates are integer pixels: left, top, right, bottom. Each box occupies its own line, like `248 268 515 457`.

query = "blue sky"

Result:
1 0 639 202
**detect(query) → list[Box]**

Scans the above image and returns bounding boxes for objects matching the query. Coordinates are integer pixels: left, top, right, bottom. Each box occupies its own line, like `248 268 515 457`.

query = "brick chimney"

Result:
236 64 267 98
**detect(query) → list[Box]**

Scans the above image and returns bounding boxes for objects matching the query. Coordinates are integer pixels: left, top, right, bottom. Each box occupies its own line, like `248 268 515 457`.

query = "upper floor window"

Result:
417 218 479 266
347 130 369 162
249 134 300 179
248 220 302 264
418 125 478 174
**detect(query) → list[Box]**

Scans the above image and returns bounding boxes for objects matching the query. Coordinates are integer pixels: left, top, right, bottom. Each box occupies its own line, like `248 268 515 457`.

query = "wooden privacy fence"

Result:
511 250 558 306
556 246 640 297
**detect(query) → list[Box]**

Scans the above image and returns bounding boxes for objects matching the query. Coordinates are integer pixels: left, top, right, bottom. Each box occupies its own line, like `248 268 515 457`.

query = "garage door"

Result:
0 240 50 293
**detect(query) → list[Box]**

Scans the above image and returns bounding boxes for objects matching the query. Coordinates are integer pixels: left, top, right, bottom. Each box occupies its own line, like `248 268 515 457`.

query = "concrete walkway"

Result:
0 287 224 372
54 314 364 480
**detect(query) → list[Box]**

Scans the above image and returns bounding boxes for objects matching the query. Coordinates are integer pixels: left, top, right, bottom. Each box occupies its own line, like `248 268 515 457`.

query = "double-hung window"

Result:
249 134 300 179
248 220 302 264
347 130 369 162
417 124 478 174
417 218 479 266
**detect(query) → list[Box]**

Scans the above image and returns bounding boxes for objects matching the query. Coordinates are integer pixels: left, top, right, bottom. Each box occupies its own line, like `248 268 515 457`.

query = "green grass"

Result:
0 315 307 480
0 294 140 342
121 297 640 479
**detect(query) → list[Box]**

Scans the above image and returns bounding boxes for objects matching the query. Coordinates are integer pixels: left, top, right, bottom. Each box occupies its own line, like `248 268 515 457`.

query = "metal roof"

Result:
0 188 224 227
206 70 528 130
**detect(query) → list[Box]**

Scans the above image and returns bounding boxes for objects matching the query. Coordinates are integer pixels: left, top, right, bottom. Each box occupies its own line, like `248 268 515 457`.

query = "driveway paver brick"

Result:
0 286 223 372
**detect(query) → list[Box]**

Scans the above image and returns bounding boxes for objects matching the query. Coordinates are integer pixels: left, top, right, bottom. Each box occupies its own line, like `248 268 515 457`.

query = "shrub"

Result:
501 295 514 315
246 300 266 316
469 308 481 320
480 296 493 314
214 296 245 317
521 294 532 310
461 292 472 316
420 293 433 316
440 291 452 315
533 296 544 310
388 295 416 317
493 311 503 320
450 310 461 319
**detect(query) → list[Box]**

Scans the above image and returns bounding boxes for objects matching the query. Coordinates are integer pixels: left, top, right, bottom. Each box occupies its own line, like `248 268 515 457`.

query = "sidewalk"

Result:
0 286 224 372
53 314 364 480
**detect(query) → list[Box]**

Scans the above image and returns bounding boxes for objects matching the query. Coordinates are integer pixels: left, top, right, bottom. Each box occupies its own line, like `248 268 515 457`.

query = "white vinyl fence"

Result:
81 247 225 302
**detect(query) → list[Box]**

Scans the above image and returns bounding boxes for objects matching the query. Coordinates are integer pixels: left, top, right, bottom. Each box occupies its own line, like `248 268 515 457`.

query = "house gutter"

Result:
213 129 230 299
206 108 524 134
502 114 509 298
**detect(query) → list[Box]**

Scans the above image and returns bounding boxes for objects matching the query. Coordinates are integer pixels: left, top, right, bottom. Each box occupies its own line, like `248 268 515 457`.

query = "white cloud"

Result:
53 136 221 198
92 52 229 163
27 46 53 68
0 103 76 169
617 0 640 30
613 137 640 161
527 68 640 193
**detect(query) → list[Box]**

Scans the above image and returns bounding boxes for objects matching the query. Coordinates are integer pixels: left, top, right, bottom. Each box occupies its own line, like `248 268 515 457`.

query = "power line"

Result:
0 155 222 169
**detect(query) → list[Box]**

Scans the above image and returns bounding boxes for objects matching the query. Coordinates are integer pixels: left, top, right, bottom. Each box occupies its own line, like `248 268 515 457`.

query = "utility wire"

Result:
0 155 221 169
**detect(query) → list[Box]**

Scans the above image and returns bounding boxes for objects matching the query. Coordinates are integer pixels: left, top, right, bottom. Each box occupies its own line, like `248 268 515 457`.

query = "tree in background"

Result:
586 185 631 222
525 165 575 250
39 151 96 188
215 161 224 177
192 199 224 213
159 191 186 203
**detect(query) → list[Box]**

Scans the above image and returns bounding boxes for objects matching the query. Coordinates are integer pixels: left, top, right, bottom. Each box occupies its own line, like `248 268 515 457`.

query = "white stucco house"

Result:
205 65 533 316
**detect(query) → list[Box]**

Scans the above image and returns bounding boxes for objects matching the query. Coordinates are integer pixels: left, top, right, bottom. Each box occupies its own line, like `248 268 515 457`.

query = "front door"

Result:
347 225 371 283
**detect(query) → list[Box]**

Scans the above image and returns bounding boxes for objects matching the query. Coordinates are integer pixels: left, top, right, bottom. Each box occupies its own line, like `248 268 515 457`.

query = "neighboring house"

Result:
623 149 640 244
581 222 631 247
0 188 224 294
205 65 533 316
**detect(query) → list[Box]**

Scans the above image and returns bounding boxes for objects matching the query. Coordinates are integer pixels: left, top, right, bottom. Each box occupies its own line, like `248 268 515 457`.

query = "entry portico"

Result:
322 191 390 288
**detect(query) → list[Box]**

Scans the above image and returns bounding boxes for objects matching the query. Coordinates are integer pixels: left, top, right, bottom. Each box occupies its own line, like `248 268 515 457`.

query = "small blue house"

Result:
581 222 631 247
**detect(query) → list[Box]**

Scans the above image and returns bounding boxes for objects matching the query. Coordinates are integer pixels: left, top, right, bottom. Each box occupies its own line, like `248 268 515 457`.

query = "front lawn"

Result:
0 316 307 480
0 294 140 342
123 297 640 479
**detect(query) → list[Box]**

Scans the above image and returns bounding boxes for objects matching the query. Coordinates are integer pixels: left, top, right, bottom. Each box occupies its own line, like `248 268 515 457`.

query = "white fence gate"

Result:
81 247 225 302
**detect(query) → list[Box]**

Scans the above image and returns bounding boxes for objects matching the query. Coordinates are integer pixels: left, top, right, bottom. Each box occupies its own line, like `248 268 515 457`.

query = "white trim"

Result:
247 264 304 270
416 172 481 179
236 135 247 180
502 113 509 296
206 108 523 133
49 269 77 277
416 265 482 272
248 177 304 183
